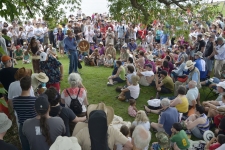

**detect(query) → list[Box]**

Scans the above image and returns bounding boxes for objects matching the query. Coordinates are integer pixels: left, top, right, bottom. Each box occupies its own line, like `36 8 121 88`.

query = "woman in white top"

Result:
61 73 89 117
84 26 94 43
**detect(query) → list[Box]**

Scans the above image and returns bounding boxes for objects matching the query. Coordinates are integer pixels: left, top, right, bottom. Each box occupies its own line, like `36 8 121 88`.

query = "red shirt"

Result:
105 25 114 31
209 143 221 150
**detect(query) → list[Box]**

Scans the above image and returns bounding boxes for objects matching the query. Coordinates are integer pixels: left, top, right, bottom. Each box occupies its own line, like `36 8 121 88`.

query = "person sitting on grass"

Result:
155 70 174 94
137 64 154 86
104 54 113 67
135 51 145 69
170 123 190 150
15 45 23 60
90 48 100 66
117 75 140 101
107 60 125 86
128 99 138 117
202 94 225 118
170 85 189 114
126 65 136 85
145 98 179 135
132 110 150 131
23 50 30 64
184 104 210 139
205 134 225 150
115 125 132 150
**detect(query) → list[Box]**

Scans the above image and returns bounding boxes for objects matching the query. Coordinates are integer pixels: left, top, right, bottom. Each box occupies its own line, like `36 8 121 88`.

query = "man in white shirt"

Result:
25 21 34 42
186 80 199 107
34 22 44 44
137 64 154 86
214 37 225 78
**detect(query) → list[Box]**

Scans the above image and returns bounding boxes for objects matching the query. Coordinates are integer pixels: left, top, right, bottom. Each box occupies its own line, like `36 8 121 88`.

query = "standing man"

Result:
64 30 78 74
39 52 63 92
214 37 225 78
195 34 206 53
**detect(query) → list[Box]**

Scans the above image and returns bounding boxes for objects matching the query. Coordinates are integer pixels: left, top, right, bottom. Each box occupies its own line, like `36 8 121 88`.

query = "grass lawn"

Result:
4 52 216 149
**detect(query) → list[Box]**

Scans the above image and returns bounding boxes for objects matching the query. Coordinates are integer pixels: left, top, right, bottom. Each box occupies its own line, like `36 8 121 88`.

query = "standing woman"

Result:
57 27 64 57
27 37 41 73
64 30 78 74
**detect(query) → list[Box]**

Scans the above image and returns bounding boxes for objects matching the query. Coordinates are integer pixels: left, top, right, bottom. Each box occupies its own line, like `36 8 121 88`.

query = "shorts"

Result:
47 82 60 93
190 50 195 57
59 41 64 48
139 76 150 86
204 57 214 72
112 77 125 83
160 86 172 94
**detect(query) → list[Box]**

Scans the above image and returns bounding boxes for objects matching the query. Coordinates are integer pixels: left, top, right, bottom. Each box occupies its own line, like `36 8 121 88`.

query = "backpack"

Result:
66 88 83 114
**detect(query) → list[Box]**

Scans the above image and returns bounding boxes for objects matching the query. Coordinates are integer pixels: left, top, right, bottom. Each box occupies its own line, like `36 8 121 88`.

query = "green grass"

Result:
5 52 217 149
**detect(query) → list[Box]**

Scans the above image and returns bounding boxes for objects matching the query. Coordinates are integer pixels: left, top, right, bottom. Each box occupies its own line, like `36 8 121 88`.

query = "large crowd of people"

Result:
1 8 225 150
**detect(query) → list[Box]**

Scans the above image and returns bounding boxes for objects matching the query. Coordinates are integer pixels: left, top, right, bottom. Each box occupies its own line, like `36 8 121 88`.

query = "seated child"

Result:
128 99 138 117
22 41 28 51
98 54 105 66
90 48 100 66
115 125 131 150
15 45 23 60
104 54 113 67
23 50 30 64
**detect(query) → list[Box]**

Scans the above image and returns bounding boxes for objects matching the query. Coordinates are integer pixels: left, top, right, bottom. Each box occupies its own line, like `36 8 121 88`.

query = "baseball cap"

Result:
1 55 11 63
216 82 225 89
0 113 12 134
40 52 47 61
35 94 49 114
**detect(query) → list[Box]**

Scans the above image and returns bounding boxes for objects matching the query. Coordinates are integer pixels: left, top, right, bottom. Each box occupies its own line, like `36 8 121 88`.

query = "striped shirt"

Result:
13 96 36 124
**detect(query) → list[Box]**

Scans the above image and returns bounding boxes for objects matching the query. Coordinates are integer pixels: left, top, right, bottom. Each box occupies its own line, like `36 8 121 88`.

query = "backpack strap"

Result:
66 88 81 102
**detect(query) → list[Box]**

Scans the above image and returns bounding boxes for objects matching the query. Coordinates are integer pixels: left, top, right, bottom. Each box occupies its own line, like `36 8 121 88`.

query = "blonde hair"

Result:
135 110 149 123
131 75 140 85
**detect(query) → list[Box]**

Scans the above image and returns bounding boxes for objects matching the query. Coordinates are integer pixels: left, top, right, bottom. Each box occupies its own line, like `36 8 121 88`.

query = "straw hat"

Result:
204 32 211 37
50 136 81 150
185 60 196 69
72 102 114 135
14 67 32 80
35 72 49 83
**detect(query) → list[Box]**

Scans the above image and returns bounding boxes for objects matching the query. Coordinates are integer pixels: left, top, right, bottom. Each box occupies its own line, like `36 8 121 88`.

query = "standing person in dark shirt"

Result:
45 87 86 136
0 113 18 150
195 34 206 53
0 55 18 92
204 34 215 77
73 22 82 44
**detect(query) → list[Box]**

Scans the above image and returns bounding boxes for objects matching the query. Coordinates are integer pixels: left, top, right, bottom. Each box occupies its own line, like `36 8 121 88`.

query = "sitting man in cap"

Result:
137 64 154 86
194 51 206 72
132 125 151 150
155 70 174 94
39 52 63 92
72 102 133 150
0 55 18 92
174 60 201 96
0 113 18 150
184 105 210 139
145 98 179 136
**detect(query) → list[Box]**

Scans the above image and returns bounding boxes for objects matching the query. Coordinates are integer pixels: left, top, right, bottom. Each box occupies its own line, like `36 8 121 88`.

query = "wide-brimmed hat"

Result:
99 42 103 45
217 107 225 114
87 102 114 125
147 55 154 61
50 136 81 150
203 130 215 142
14 67 32 80
185 60 196 69
0 113 12 134
204 32 211 37
216 82 225 89
155 131 170 148
194 51 203 58
35 72 49 83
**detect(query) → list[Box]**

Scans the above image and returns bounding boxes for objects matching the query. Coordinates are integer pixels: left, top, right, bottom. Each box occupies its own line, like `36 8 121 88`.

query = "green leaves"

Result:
0 88 7 108
0 46 6 55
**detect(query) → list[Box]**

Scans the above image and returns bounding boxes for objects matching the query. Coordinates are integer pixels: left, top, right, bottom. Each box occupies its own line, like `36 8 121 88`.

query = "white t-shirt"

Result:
8 81 35 100
216 144 225 150
25 25 34 38
140 71 154 77
217 101 225 108
34 27 44 39
127 84 140 99
126 72 136 84
47 48 57 55
186 87 199 106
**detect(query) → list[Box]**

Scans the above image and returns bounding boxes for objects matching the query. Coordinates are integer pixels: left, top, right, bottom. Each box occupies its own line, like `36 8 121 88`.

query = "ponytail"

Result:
40 115 52 146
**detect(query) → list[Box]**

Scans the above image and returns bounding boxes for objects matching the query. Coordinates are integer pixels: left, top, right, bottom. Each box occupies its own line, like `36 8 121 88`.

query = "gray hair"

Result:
161 98 170 107
68 73 82 87
189 80 197 88
132 125 151 149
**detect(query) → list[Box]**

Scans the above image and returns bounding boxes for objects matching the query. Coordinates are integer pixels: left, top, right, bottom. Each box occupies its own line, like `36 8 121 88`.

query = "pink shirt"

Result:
128 106 137 117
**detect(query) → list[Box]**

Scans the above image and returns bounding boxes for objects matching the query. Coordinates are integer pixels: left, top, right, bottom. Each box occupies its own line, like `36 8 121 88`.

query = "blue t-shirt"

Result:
161 33 168 44
160 107 179 135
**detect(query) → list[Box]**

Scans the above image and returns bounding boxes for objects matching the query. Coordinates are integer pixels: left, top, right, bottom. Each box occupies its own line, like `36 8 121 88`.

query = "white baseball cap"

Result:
40 52 47 61
217 82 225 89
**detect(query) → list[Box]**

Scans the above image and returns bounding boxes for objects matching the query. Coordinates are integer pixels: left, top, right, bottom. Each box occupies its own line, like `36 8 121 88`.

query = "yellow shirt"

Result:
74 125 128 150
175 96 189 113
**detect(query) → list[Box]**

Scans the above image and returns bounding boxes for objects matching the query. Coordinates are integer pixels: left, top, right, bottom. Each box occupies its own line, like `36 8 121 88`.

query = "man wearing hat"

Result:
105 43 116 60
213 37 225 78
204 33 215 77
72 102 133 150
0 113 18 150
0 55 18 92
174 60 201 96
39 52 63 92
194 51 206 72
137 64 155 86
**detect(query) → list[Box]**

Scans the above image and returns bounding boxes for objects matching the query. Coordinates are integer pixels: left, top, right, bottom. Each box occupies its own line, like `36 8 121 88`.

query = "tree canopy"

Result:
0 0 81 21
